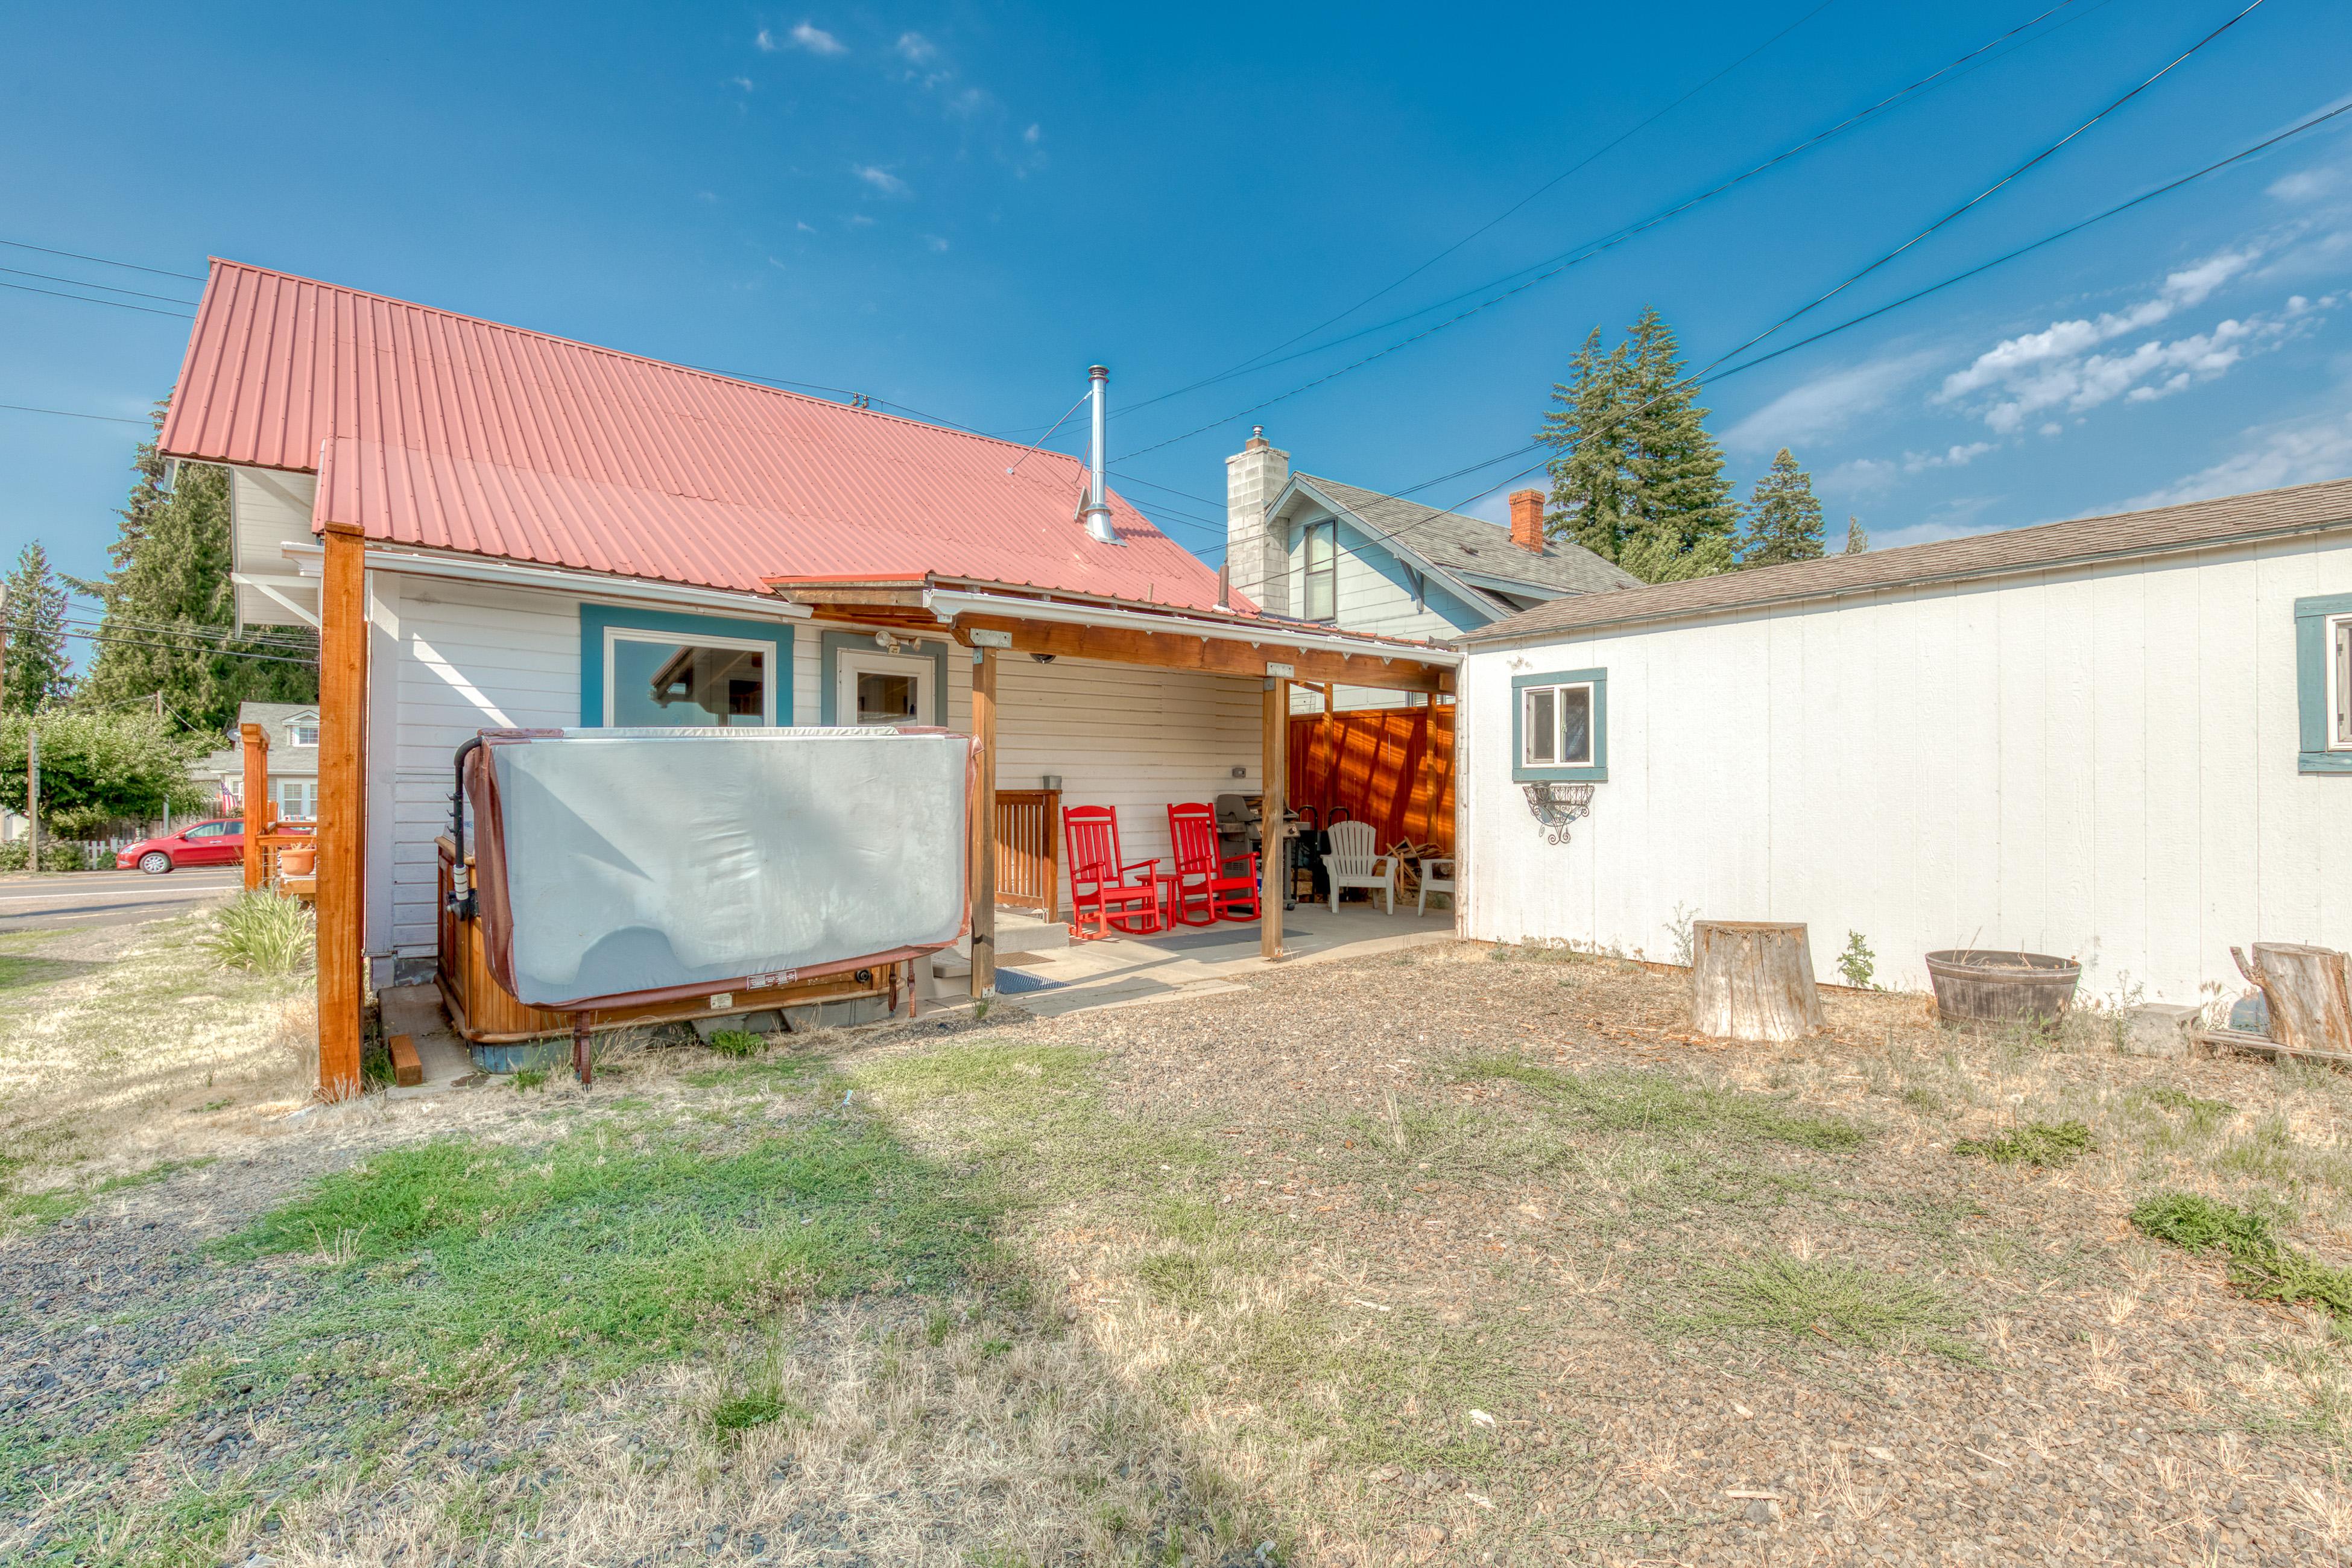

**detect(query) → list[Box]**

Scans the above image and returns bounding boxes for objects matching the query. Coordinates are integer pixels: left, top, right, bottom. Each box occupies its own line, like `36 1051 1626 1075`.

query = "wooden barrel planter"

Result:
1924 950 2081 1030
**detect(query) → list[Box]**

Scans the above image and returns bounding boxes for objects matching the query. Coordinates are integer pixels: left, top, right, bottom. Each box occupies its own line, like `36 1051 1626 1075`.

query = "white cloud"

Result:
922 233 950 253
1023 123 1042 145
2269 166 2341 204
947 86 991 115
846 213 876 229
730 75 754 91
1904 441 1996 473
895 31 937 63
1722 349 1939 451
852 164 910 197
694 190 718 204
2120 402 2352 510
796 220 816 233
1825 456 1900 494
767 21 845 56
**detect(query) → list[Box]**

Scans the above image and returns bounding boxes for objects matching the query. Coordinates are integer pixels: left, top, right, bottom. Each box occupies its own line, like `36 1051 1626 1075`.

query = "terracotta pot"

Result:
277 846 317 876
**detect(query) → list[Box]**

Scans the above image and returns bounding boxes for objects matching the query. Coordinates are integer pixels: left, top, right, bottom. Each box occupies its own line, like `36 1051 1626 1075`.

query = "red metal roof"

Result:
159 259 1240 610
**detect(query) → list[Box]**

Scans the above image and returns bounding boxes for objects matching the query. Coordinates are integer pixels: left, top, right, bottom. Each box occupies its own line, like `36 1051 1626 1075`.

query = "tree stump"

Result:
1691 920 1824 1042
2233 943 2352 1054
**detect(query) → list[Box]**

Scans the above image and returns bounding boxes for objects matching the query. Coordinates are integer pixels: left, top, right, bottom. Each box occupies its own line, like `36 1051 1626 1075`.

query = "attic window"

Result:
285 721 319 747
1303 520 1337 622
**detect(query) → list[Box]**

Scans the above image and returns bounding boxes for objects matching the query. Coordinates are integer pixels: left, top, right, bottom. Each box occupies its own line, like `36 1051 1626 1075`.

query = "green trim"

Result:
578 604 793 727
1511 668 1608 782
2296 593 2352 774
818 630 949 726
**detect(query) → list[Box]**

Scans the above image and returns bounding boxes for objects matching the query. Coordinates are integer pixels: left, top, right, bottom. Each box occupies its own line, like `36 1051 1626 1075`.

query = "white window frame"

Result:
2331 612 2352 751
1520 680 1597 770
834 647 937 727
1301 519 1338 623
602 627 777 727
274 778 318 820
284 719 320 747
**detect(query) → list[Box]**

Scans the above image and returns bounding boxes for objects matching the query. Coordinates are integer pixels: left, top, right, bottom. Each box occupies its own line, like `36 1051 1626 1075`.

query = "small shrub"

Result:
706 1028 763 1059
201 890 314 975
1836 931 1877 990
512 1068 548 1091
1666 902 1699 969
2131 1191 2352 1320
1953 1120 2092 1168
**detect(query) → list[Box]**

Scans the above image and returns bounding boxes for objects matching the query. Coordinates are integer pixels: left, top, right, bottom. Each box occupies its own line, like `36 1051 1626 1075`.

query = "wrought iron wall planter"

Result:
1522 781 1595 844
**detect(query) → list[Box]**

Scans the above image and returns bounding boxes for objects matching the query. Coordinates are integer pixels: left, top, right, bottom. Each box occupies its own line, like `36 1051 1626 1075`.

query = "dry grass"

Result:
0 914 314 1216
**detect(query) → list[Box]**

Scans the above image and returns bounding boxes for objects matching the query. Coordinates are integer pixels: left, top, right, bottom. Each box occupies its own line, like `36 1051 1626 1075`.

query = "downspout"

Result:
447 736 482 918
1083 365 1118 545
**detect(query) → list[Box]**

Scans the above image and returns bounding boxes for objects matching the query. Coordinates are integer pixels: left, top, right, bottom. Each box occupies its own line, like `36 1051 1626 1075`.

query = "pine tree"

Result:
1844 515 1868 554
1 542 73 714
1538 308 1738 584
1739 448 1826 569
69 405 318 731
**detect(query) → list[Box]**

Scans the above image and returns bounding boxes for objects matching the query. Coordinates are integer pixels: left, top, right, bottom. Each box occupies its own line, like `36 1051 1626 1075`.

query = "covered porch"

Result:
772 575 1463 997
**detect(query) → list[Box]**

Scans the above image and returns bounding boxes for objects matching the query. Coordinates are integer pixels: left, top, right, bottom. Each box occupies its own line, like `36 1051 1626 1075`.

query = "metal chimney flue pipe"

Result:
1083 364 1118 545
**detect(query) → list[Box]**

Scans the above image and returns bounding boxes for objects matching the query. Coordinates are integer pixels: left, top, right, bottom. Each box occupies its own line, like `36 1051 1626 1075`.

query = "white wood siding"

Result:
1457 534 2352 1004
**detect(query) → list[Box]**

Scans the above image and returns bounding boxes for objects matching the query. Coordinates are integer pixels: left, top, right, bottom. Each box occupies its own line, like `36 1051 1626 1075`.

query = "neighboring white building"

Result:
1224 429 1636 709
189 701 321 821
1453 479 2352 1005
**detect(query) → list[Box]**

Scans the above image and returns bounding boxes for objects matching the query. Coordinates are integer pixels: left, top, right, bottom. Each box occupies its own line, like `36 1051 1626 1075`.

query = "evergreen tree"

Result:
69 403 318 731
1 542 73 714
1739 448 1826 569
1538 307 1738 583
1844 515 1869 554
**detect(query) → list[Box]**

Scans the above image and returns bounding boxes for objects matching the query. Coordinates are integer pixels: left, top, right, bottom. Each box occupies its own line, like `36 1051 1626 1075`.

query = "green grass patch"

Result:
706 1029 764 1059
511 1068 548 1092
0 1157 209 1230
711 1391 798 1435
1678 1254 1974 1360
2132 1086 2236 1134
1455 1056 1864 1152
856 1040 1092 1106
1953 1120 2092 1168
2131 1192 2352 1320
224 1108 1001 1390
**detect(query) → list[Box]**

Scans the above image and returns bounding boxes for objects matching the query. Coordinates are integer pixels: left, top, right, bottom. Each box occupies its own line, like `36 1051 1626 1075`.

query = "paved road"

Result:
0 866 242 936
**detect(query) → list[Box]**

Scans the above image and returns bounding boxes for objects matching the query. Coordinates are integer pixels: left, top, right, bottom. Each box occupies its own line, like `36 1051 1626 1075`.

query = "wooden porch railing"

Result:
993 788 1061 923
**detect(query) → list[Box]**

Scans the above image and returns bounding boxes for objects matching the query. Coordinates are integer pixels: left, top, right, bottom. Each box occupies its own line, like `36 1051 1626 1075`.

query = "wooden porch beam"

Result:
239 722 269 891
970 645 997 1001
1262 676 1287 961
316 521 367 1101
950 614 1452 694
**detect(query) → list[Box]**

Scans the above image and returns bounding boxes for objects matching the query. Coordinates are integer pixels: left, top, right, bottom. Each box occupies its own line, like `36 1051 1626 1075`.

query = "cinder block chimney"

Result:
1508 488 1547 554
1224 426 1291 616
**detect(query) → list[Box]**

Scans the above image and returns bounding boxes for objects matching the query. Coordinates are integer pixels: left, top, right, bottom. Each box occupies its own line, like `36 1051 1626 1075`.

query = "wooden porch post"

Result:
1262 675 1288 960
240 722 269 890
316 522 367 1099
970 645 997 1000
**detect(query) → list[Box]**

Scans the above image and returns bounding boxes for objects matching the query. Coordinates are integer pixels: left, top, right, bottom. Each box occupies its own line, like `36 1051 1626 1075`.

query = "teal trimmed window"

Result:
579 605 793 728
1511 668 1607 783
2297 592 2352 774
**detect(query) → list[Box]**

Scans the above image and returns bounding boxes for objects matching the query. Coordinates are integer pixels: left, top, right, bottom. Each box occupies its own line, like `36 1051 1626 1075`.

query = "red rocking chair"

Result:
1165 802 1260 926
1063 805 1165 940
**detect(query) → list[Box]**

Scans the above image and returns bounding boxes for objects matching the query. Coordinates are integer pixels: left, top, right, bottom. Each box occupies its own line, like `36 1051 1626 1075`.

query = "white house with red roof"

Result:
157 261 1456 1069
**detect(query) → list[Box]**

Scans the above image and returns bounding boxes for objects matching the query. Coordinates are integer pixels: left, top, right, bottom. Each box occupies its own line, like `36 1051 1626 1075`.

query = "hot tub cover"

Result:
465 727 974 1010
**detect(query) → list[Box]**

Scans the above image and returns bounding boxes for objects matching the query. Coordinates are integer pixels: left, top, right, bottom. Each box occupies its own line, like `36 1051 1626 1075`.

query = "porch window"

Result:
1303 520 1337 622
835 648 935 726
2298 595 2352 773
578 605 793 729
274 778 318 820
1511 667 1607 783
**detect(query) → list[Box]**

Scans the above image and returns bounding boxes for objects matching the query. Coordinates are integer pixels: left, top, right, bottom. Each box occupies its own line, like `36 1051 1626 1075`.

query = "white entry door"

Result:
835 648 937 727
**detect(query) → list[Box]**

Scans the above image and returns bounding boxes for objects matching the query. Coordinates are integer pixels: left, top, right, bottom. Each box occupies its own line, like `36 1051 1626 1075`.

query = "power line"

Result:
1111 0 2107 457
0 265 199 308
1279 53 2319 575
0 237 205 282
1153 0 1846 405
0 402 150 425
0 622 318 666
0 277 194 319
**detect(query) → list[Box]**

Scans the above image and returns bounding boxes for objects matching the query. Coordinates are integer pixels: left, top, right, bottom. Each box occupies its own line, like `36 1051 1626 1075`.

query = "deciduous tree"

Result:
1 709 207 836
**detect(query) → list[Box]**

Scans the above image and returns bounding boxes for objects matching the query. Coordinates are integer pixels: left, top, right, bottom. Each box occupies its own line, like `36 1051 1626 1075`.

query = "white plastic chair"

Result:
1321 820 1397 914
1416 856 1455 915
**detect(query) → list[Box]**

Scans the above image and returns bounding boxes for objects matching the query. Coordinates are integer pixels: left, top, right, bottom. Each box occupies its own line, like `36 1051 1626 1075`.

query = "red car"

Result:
117 818 309 874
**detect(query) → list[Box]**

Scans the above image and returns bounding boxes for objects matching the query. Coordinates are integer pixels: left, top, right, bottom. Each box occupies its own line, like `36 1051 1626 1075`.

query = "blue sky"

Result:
5 0 2352 638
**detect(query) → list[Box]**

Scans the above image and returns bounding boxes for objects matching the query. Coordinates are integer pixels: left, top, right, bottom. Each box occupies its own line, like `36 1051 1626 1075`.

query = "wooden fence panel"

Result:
1288 706 1454 855
993 788 1061 923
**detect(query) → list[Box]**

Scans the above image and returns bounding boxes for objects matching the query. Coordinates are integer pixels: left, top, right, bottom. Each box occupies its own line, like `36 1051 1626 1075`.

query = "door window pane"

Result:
610 636 766 726
1558 685 1593 765
1525 689 1555 763
856 671 920 726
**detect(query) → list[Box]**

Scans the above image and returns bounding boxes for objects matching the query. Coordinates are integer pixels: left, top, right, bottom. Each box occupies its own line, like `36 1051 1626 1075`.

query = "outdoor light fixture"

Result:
873 630 902 653
1522 782 1595 845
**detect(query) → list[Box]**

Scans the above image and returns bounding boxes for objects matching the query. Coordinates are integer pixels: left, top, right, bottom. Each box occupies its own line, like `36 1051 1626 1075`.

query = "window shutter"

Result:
2296 594 2352 773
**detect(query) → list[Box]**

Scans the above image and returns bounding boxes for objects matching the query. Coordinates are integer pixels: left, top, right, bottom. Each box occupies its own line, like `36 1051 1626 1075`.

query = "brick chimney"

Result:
1508 488 1546 554
1224 426 1292 615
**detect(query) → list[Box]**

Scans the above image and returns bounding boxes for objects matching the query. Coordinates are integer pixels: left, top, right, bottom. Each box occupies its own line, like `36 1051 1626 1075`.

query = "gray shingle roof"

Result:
1459 475 2352 645
1295 475 1641 599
